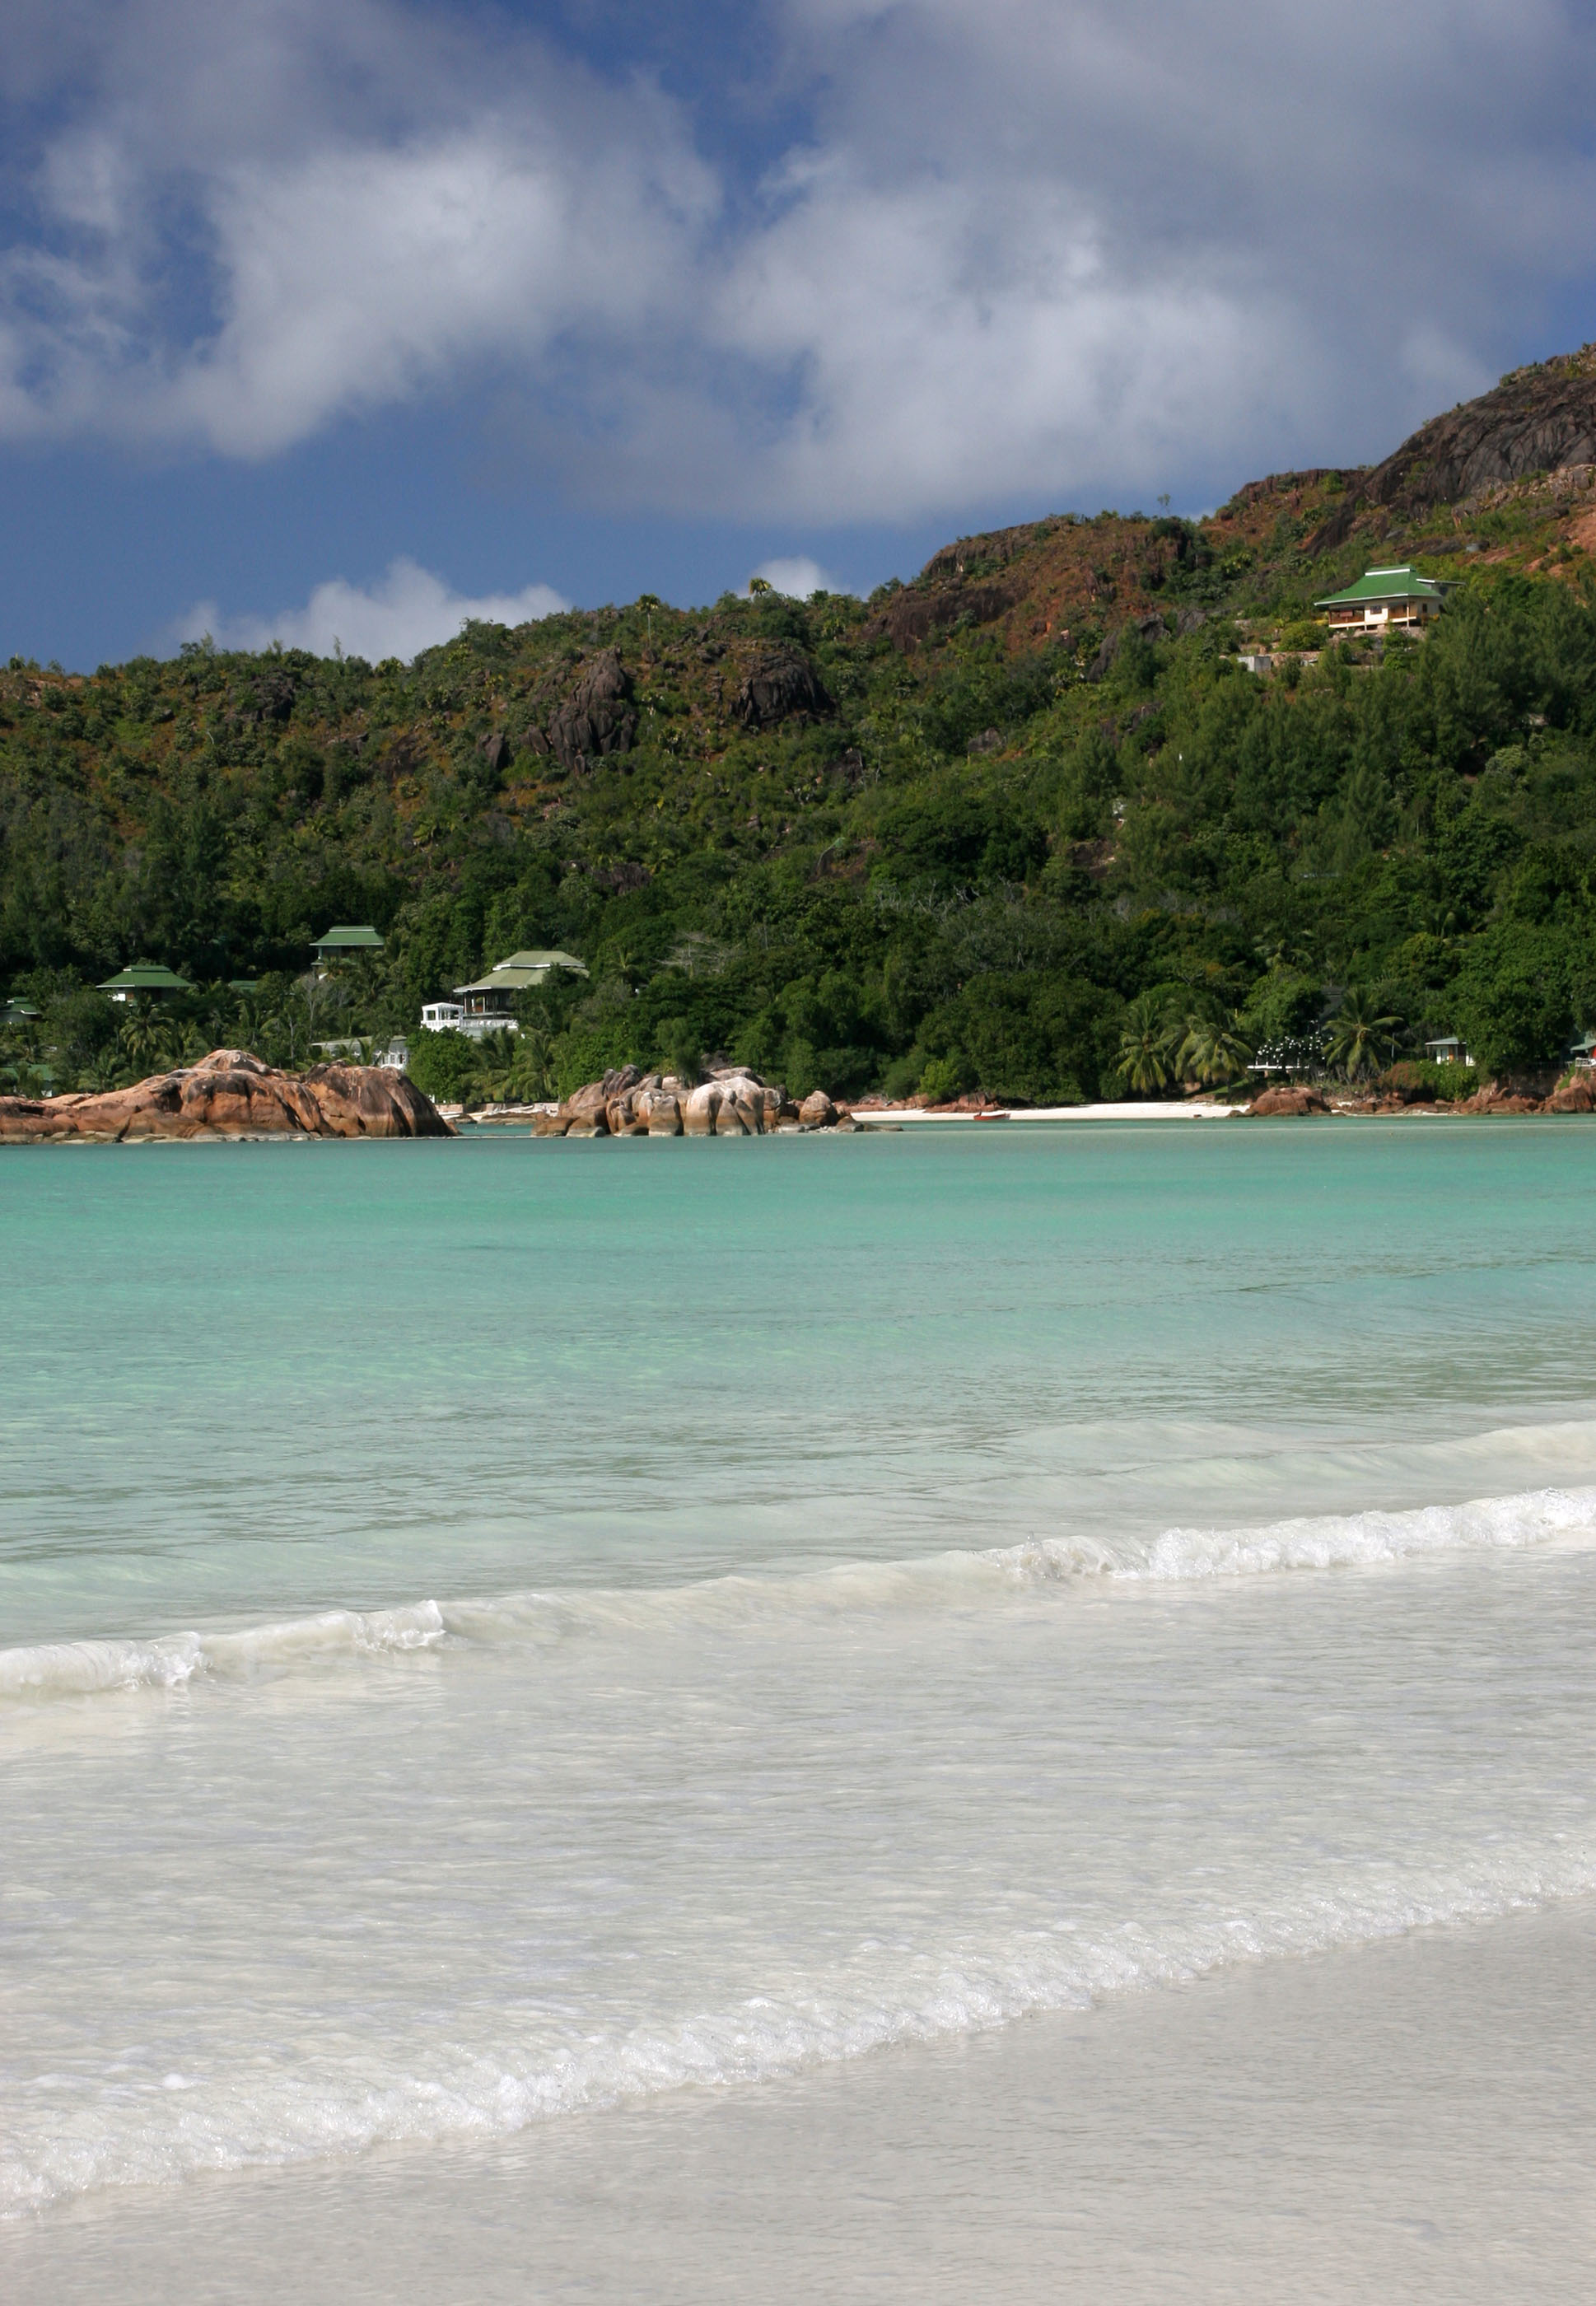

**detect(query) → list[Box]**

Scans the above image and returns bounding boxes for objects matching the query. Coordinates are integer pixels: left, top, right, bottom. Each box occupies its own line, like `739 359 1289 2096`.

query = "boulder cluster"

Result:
0 1049 452 1142
1249 1071 1596 1118
534 1065 853 1137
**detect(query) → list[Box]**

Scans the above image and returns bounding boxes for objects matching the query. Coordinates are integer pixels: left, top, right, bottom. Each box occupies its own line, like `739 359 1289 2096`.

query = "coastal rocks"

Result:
1545 1073 1596 1113
641 1090 683 1135
1458 1079 1552 1114
0 1050 453 1143
1247 1085 1331 1117
799 1090 838 1128
537 1067 827 1138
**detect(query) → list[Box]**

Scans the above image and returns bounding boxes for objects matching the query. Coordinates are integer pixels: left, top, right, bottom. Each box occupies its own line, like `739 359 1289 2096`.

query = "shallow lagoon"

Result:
4 1123 1596 2293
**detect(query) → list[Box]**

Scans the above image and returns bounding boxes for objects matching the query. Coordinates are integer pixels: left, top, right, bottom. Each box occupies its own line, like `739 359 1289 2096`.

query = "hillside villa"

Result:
98 961 194 1003
1315 567 1447 638
313 925 385 977
422 950 590 1040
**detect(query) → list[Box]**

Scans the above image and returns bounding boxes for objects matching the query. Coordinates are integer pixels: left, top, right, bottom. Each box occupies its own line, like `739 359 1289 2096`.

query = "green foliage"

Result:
1383 1058 1477 1104
9 546 1596 1105
404 1029 481 1104
1326 987 1402 1079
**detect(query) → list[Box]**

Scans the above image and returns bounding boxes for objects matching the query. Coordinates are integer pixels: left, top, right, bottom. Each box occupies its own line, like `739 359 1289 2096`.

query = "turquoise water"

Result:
6 1122 1596 2240
6 1123 1596 1644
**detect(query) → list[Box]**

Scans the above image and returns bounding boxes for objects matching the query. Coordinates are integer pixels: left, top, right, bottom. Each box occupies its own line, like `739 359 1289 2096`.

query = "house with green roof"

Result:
421 950 590 1039
1315 566 1447 640
97 961 194 1003
312 924 385 977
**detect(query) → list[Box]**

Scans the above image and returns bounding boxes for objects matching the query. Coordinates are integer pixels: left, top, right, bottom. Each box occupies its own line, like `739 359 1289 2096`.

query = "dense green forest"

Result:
6 452 1596 1106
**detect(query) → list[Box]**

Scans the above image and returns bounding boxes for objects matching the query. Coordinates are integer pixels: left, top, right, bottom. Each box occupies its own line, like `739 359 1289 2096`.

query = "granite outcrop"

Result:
534 1064 858 1137
0 1049 453 1142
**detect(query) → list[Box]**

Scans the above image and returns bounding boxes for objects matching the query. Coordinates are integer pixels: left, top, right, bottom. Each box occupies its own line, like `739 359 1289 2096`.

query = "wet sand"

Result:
10 1896 1594 2305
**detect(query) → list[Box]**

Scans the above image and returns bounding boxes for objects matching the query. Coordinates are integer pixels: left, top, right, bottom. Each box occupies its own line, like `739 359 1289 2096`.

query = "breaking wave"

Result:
6 1481 1595 1703
7 1837 1593 2215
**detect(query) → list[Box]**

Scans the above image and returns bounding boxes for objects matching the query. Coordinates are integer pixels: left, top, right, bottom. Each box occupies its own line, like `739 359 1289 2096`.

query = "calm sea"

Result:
4 1122 1596 2281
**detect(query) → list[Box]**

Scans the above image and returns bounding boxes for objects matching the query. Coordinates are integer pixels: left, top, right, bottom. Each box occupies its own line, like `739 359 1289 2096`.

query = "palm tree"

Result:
1328 987 1401 1079
1178 1011 1255 1086
470 1029 523 1104
1114 992 1178 1095
116 1009 179 1076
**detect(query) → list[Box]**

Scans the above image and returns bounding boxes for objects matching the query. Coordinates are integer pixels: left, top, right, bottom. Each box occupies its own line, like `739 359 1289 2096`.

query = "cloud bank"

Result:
4 0 1595 520
752 555 837 599
177 558 569 661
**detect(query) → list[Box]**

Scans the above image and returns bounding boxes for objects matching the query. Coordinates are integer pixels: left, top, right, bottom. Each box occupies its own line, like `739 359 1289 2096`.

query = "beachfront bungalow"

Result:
1569 1032 1596 1070
313 925 385 978
1425 1035 1474 1067
436 950 590 1040
98 961 194 1004
1315 567 1447 640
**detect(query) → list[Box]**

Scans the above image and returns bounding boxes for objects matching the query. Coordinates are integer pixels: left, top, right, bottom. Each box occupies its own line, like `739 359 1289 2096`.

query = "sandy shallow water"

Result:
9 1894 1592 2305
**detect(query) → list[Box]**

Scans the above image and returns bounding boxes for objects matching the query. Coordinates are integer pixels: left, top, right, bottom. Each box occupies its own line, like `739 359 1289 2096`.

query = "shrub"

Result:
404 1029 481 1104
1380 1059 1476 1104
919 1052 973 1102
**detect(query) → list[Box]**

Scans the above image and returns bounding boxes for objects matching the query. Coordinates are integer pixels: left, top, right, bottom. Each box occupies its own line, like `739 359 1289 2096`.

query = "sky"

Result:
2 0 1595 668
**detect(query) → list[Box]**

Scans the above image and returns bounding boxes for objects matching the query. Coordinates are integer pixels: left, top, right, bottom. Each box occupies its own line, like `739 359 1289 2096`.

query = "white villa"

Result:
421 950 589 1040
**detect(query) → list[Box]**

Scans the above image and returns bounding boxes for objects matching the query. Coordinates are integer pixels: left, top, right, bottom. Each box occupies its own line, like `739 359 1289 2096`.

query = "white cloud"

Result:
176 558 568 661
0 0 714 455
4 0 1596 516
751 555 838 598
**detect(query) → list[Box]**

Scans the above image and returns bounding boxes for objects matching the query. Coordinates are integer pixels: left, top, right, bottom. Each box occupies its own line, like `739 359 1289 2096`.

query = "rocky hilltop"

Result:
11 342 1596 1114
1313 345 1596 547
0 1050 452 1142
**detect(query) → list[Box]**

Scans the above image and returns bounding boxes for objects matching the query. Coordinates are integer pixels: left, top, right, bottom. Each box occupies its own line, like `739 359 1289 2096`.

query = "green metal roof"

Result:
453 950 590 995
314 924 385 952
97 961 194 992
2 999 40 1022
1316 565 1447 608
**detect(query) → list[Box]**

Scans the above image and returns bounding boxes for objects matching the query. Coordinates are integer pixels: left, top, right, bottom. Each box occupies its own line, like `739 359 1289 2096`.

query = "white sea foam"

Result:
4 1838 1592 2215
0 1601 446 1698
3 1482 1594 1704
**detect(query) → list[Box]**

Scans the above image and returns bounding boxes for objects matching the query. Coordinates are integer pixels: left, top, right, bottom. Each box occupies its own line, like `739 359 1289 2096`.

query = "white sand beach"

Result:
10 1895 1593 2305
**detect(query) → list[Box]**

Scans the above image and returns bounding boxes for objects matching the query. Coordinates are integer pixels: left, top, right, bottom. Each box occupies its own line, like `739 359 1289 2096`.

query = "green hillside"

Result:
9 347 1596 1105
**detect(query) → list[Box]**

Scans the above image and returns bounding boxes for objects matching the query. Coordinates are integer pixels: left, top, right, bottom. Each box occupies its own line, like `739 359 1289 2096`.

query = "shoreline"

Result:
11 1896 1593 2303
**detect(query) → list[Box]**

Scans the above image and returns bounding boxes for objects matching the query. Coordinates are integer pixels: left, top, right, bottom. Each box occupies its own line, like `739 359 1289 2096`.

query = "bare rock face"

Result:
0 1050 453 1143
544 649 637 772
681 1083 721 1137
734 648 833 728
639 1090 682 1135
563 1081 611 1123
873 582 1015 655
1247 1085 1331 1117
799 1090 838 1128
1545 1074 1596 1113
1310 346 1596 547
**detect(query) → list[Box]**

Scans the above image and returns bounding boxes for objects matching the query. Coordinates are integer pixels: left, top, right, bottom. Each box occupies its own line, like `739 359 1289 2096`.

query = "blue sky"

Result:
3 0 1595 668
